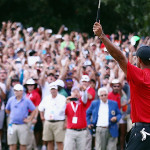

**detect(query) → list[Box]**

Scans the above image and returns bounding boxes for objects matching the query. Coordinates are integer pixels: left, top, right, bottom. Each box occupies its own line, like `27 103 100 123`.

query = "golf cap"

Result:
55 79 65 87
111 79 120 84
25 78 35 85
81 75 90 82
14 84 23 91
90 43 96 47
27 27 33 33
46 29 52 34
15 48 24 53
49 82 58 90
55 34 62 39
136 46 150 60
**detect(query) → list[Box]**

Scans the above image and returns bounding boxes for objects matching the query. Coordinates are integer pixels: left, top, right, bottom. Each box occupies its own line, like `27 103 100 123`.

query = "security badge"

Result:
111 110 116 115
72 117 78 124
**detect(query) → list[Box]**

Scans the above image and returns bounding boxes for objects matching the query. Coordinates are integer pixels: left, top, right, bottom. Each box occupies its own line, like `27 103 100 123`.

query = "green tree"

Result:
0 0 149 35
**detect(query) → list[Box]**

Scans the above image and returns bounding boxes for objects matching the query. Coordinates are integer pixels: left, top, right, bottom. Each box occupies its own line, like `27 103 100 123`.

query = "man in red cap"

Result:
93 21 150 150
80 75 96 150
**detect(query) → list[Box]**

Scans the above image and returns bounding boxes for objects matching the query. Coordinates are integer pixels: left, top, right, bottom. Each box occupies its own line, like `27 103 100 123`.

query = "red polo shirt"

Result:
127 61 150 123
65 100 87 129
86 87 96 110
26 90 41 107
108 92 121 109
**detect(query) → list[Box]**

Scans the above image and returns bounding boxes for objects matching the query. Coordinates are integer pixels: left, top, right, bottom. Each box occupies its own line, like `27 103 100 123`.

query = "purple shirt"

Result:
6 96 35 124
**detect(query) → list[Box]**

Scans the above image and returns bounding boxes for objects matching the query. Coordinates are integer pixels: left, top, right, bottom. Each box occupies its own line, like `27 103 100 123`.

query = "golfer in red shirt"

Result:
93 21 150 150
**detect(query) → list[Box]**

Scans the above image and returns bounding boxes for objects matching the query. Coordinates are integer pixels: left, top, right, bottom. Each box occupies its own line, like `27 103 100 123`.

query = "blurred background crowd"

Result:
0 21 150 150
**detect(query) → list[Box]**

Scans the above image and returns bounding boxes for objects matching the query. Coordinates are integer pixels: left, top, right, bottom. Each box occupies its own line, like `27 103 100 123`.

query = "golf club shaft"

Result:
96 0 101 22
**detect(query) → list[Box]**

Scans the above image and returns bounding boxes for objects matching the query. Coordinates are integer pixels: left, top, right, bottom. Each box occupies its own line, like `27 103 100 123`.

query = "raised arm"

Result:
93 22 128 75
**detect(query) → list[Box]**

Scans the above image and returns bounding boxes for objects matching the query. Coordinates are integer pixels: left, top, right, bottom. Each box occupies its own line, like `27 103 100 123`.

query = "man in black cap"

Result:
93 21 150 150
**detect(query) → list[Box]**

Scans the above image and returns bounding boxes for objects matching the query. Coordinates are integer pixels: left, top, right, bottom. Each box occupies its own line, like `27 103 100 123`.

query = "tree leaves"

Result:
0 0 149 35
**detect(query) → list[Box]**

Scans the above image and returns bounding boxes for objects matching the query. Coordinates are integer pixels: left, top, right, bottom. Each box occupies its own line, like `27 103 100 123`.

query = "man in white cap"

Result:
108 79 121 109
39 68 56 99
80 75 96 150
38 82 66 150
80 75 95 110
5 84 36 150
54 79 68 97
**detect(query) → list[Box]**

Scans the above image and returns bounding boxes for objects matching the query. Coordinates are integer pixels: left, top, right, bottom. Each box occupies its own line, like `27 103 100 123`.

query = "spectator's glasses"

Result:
100 94 107 97
109 60 114 62
113 85 120 88
11 79 19 82
0 71 7 74
67 72 72 76
8 46 13 48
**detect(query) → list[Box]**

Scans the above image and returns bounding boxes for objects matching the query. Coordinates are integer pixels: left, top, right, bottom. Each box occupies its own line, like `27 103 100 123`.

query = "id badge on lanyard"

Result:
71 102 78 124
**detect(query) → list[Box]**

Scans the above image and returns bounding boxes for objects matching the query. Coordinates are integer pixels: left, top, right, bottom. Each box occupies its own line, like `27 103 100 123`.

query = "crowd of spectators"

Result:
0 21 150 150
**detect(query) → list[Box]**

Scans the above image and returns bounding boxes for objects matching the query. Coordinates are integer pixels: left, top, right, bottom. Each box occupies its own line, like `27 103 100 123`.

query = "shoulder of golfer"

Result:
93 21 128 76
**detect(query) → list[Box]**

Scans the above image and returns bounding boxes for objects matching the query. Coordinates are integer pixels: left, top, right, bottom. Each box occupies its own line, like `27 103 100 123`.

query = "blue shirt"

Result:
6 96 35 124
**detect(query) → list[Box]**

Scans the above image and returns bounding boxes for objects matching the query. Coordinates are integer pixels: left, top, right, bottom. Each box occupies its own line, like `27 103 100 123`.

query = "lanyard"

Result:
71 102 78 113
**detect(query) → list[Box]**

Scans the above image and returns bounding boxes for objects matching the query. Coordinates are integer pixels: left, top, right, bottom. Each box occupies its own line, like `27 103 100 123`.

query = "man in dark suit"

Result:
86 87 121 150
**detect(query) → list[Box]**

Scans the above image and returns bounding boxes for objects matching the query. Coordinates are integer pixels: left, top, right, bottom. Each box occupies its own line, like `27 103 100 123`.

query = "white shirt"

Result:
96 100 109 127
38 93 66 120
41 82 51 99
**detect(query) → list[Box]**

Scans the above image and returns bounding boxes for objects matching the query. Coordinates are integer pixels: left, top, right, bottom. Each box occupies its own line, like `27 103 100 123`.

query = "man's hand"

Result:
66 96 72 104
2 22 6 27
32 118 37 124
24 118 31 123
93 21 103 37
80 85 87 91
88 124 93 129
63 121 67 130
110 116 117 122
40 116 45 122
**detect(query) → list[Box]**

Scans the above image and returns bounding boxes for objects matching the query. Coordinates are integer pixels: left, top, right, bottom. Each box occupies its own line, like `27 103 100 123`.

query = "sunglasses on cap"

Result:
66 79 73 82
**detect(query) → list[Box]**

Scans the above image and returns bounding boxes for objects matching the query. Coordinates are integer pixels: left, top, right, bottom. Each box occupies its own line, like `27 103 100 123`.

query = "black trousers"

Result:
125 125 150 150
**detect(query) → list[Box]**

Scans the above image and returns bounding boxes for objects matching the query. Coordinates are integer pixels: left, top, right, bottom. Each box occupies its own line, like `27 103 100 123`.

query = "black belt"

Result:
71 128 86 131
133 122 150 127
13 124 23 125
99 126 108 128
48 120 65 123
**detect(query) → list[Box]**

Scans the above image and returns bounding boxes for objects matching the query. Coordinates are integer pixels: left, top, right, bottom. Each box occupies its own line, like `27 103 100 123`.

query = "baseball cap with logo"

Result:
25 78 35 85
13 84 23 91
55 34 62 39
111 79 120 84
81 75 90 82
55 79 65 87
49 82 58 90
